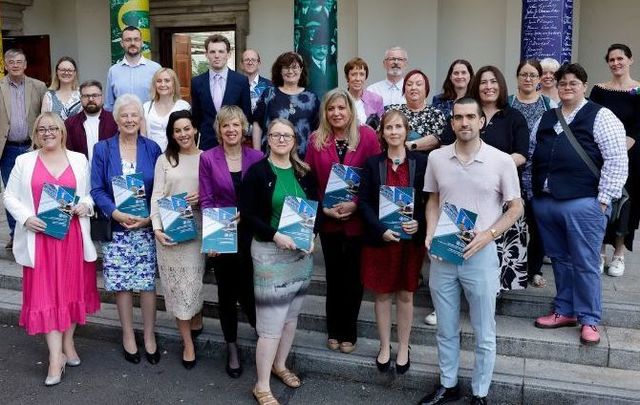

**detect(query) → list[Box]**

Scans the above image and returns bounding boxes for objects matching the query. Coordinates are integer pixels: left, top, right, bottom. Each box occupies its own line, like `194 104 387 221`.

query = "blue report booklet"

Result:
323 163 362 208
157 192 197 243
37 183 77 240
379 186 414 240
201 207 237 254
278 196 318 251
430 201 478 265
112 172 149 217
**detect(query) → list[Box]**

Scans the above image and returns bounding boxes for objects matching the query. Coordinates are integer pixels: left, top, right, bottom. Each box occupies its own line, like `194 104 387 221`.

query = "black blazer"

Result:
240 157 318 242
359 151 428 246
190 69 252 151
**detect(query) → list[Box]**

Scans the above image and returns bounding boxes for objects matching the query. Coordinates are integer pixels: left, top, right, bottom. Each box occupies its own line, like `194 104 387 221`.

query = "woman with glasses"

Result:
509 60 553 288
251 51 320 158
41 57 82 120
4 112 100 385
305 88 380 354
539 58 561 106
241 118 317 405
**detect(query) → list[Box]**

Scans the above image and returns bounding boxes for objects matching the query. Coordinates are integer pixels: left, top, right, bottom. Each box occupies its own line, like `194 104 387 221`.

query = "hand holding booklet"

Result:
157 192 197 243
429 201 478 265
37 183 77 240
323 163 362 208
278 196 318 251
201 207 237 254
112 172 149 217
379 186 414 240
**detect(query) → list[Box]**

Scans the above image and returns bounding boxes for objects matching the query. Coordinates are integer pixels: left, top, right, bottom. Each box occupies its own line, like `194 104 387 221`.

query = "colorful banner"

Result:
110 0 151 64
294 0 338 99
521 0 573 64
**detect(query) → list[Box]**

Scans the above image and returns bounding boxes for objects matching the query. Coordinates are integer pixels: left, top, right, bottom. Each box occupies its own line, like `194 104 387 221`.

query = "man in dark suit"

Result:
65 80 117 160
305 29 338 99
191 34 251 150
240 49 272 114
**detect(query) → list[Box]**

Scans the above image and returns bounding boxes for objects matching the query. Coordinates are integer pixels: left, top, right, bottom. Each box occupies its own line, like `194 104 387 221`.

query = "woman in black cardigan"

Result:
240 118 317 405
359 109 428 374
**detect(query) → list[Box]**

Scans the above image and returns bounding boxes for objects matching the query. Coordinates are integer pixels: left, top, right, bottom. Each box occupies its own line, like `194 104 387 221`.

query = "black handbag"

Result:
90 214 113 242
555 108 629 225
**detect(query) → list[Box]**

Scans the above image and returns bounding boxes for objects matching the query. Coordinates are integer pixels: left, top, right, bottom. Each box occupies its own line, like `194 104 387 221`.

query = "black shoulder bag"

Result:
555 108 629 226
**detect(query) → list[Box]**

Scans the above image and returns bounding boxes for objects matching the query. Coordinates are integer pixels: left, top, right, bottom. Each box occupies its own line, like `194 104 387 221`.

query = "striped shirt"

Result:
7 79 28 142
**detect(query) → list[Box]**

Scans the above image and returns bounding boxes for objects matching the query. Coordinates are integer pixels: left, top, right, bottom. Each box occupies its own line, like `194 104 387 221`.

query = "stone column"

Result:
520 0 573 64
109 0 151 64
294 0 338 99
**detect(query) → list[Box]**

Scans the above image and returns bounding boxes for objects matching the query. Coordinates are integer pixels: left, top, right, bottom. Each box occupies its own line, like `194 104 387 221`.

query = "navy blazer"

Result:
90 134 162 232
191 69 252 151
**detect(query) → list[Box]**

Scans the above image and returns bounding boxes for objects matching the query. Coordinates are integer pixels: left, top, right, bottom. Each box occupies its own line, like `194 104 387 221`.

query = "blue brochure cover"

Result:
157 192 197 243
201 207 237 254
323 163 362 208
112 172 149 217
278 196 318 251
379 186 414 240
37 183 76 240
430 201 478 265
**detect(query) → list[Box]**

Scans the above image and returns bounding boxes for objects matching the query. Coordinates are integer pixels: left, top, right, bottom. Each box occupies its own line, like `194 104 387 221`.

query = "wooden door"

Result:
173 34 192 103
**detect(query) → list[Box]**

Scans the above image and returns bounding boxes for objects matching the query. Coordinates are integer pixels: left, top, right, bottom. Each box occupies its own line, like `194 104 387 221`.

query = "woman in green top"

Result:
240 118 318 405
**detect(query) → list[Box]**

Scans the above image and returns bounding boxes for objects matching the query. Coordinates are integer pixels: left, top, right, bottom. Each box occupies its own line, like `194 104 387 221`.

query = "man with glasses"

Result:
191 34 251 150
367 46 408 107
0 48 47 249
65 80 117 161
105 26 160 111
241 49 272 113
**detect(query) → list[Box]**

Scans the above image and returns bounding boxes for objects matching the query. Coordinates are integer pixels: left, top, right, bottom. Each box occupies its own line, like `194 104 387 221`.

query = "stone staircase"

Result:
0 239 639 404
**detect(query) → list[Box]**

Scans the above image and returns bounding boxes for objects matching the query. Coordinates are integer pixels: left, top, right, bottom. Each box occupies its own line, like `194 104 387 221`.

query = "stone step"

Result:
1 259 638 372
0 287 638 405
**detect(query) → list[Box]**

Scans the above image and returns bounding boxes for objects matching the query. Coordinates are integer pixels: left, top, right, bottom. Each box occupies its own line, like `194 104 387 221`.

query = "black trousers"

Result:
320 231 363 344
526 199 544 279
209 251 256 343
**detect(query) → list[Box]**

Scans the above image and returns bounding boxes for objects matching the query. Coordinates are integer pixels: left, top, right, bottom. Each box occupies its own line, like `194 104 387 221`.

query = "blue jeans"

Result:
429 242 499 397
1 143 30 237
532 195 607 325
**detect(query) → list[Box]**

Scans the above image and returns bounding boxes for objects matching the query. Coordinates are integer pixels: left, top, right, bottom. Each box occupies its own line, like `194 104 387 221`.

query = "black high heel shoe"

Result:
376 346 391 372
395 346 411 375
225 344 242 378
145 347 161 365
182 345 196 370
123 345 141 364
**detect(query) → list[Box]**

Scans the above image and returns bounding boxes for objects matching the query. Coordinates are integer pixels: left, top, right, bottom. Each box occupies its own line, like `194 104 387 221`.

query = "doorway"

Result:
159 27 236 103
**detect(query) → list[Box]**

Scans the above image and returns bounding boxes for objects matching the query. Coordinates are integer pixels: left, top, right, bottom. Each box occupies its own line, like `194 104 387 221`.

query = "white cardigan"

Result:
3 150 97 267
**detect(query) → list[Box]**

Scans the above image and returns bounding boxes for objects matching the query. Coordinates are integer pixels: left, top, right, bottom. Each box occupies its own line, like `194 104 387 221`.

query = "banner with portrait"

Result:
294 0 338 99
110 0 151 64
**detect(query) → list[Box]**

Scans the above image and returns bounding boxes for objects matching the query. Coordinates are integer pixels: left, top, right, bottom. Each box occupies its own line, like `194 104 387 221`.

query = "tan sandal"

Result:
339 341 356 354
252 387 280 405
327 339 339 351
271 366 301 388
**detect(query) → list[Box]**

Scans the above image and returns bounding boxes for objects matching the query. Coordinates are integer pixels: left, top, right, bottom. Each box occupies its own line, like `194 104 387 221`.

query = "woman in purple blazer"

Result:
199 105 263 378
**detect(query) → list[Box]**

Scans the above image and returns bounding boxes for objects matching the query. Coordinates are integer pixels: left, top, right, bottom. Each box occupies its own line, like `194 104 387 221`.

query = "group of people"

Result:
0 23 638 405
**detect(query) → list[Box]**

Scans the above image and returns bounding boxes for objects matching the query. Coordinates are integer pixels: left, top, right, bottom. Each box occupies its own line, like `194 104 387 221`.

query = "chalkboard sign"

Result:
521 0 573 64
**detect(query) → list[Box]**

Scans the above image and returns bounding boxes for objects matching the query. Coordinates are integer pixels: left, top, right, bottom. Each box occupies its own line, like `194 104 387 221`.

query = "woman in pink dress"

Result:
3 112 100 386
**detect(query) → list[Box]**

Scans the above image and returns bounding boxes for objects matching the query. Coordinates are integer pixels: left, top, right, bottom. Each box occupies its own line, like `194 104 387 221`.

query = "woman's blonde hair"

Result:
149 68 181 102
267 118 310 177
312 88 360 151
213 105 249 145
31 112 67 150
49 56 79 91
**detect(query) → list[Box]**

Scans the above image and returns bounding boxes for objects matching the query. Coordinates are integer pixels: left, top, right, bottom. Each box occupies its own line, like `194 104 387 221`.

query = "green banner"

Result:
294 0 338 99
110 0 151 64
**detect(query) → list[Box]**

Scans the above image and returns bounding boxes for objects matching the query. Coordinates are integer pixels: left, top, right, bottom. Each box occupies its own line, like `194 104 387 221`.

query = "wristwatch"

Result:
490 228 499 239
410 141 418 150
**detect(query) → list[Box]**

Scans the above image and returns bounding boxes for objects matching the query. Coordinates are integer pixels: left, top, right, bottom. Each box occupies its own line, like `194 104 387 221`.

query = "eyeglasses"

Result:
6 59 25 66
81 93 102 100
37 126 60 135
557 81 584 88
282 65 301 72
243 58 259 64
57 69 76 74
269 133 295 141
518 73 539 79
122 37 141 43
384 57 406 63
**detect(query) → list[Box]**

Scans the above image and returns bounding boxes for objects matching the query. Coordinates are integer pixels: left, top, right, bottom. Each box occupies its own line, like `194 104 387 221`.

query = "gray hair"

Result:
4 48 26 61
112 93 144 120
540 57 561 72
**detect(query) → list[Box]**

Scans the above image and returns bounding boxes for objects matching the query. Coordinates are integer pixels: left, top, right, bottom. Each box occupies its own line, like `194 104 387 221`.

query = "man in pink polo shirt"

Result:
418 97 523 405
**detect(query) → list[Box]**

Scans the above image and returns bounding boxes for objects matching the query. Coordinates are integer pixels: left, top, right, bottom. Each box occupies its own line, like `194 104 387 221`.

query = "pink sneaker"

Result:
534 312 578 329
580 325 600 345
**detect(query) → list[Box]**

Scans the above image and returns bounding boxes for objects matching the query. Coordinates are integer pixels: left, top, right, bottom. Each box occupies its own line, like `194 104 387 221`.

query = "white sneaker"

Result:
599 254 606 274
608 256 625 277
424 311 437 325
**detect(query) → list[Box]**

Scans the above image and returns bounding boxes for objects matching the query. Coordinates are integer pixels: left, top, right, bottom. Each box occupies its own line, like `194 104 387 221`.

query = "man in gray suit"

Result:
0 48 47 248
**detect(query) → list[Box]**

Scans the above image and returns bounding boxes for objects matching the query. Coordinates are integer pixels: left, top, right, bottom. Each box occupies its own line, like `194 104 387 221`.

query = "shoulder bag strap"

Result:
554 107 601 179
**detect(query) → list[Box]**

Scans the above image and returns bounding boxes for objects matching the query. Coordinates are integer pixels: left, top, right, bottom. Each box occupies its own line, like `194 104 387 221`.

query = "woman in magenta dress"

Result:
359 109 428 374
3 112 99 386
